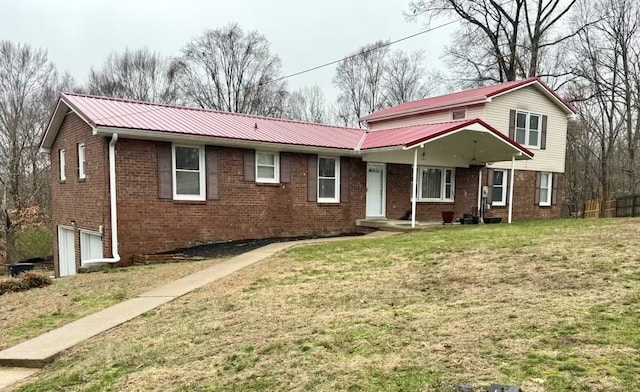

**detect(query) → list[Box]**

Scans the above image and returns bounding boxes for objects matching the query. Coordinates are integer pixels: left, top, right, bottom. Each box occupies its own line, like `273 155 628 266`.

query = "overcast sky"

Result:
0 0 457 102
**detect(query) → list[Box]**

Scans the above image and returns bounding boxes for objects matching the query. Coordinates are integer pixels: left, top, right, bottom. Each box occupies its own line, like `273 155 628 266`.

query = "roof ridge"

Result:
62 93 365 133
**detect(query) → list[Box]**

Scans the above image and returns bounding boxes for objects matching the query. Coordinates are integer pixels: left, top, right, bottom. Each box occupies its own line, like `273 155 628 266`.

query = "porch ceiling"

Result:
361 121 533 167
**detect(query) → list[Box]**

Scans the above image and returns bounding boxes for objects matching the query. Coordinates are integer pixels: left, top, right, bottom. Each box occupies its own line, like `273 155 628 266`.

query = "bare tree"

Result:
333 41 391 127
565 0 640 204
407 0 579 85
285 85 328 123
176 23 288 117
0 41 69 263
384 50 435 105
87 48 180 104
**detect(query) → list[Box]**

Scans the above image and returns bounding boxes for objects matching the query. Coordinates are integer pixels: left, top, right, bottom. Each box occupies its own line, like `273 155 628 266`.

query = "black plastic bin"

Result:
10 263 35 277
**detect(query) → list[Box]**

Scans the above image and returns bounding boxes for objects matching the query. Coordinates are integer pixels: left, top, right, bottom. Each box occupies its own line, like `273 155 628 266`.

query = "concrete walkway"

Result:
0 231 396 389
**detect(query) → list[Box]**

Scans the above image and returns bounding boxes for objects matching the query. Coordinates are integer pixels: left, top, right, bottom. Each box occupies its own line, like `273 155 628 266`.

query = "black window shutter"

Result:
205 146 220 200
486 169 494 204
244 150 255 181
307 155 317 202
280 152 291 183
534 172 542 205
552 173 560 205
541 115 548 149
157 142 172 199
340 157 350 203
508 110 516 139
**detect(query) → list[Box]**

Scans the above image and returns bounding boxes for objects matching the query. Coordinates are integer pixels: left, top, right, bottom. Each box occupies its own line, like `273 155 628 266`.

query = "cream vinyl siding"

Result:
484 86 568 173
368 105 485 130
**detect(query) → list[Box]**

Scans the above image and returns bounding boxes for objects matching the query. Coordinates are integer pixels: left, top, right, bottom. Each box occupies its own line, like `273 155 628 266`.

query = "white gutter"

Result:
82 134 121 266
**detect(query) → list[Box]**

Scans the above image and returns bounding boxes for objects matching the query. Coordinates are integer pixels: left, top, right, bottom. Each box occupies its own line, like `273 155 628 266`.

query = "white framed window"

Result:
514 111 541 149
80 230 103 265
492 170 507 206
451 109 467 120
539 172 552 206
255 151 279 183
78 143 86 179
418 167 454 202
318 156 340 203
172 144 205 201
59 149 66 181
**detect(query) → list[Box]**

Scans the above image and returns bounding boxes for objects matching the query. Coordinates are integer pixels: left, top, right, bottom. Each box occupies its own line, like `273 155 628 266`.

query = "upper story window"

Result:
255 151 279 183
77 143 86 179
451 109 467 120
59 149 66 181
418 167 454 202
539 172 552 206
318 156 340 203
172 144 205 201
492 169 507 206
515 111 541 149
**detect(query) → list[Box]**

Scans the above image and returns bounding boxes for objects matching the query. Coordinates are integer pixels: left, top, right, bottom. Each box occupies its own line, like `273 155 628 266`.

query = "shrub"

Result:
0 271 52 295
14 227 53 262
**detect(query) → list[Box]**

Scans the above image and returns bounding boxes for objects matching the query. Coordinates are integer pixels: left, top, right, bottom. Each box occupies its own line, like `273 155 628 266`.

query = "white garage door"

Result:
80 231 103 265
58 227 76 276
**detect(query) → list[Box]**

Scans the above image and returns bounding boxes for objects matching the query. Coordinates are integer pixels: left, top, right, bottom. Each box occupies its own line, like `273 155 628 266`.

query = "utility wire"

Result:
261 18 460 86
91 19 460 121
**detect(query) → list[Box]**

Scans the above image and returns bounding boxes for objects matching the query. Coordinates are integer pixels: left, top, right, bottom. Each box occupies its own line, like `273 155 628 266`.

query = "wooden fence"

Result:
584 199 617 218
615 194 640 217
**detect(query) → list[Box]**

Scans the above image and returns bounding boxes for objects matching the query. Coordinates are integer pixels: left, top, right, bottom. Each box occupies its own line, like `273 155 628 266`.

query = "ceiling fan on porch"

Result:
471 140 478 164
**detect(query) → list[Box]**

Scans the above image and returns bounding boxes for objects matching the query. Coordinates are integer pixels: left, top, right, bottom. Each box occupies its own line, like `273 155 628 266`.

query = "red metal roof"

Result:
360 118 534 158
41 93 532 159
362 77 575 123
61 93 365 150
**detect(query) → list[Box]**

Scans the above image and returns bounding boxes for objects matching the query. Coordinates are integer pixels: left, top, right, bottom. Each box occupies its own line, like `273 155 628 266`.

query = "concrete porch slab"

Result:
356 218 451 232
0 368 39 390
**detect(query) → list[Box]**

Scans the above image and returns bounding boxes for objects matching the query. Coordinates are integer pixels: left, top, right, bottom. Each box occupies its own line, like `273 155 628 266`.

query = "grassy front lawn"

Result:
0 258 225 350
10 219 640 392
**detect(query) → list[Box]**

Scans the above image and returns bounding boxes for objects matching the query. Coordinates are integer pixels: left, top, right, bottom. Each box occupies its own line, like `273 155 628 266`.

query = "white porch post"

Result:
411 148 418 228
477 167 483 219
508 155 516 224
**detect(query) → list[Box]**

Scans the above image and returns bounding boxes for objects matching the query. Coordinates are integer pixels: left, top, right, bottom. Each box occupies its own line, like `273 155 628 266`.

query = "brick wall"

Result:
383 164 563 221
486 169 563 220
385 164 481 221
115 139 367 263
50 113 110 276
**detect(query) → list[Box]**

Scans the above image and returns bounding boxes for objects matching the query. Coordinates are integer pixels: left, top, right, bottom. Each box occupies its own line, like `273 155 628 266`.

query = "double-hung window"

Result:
318 157 340 203
172 145 205 200
418 167 454 202
514 111 541 149
492 170 507 206
78 143 86 179
255 151 279 183
539 172 552 206
59 149 66 181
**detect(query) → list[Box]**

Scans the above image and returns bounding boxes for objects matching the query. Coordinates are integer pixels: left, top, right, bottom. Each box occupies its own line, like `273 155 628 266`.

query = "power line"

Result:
262 18 460 86
91 18 461 121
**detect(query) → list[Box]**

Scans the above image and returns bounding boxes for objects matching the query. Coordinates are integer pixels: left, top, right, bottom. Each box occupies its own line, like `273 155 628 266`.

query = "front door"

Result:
58 227 77 277
366 163 386 217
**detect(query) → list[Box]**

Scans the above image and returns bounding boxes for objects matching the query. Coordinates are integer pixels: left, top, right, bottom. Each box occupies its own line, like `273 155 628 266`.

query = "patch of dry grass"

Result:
10 219 640 392
0 258 224 350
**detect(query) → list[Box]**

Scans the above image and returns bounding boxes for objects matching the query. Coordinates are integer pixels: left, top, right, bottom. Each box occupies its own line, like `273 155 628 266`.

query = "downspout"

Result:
508 155 516 224
83 134 120 266
411 148 418 228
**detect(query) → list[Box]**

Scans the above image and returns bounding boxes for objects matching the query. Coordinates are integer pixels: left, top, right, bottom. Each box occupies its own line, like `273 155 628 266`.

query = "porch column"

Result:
477 167 483 221
508 155 516 224
411 148 418 228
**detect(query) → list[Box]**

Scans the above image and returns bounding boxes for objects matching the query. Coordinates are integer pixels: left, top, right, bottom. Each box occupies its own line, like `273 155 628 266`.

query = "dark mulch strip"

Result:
164 233 364 259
